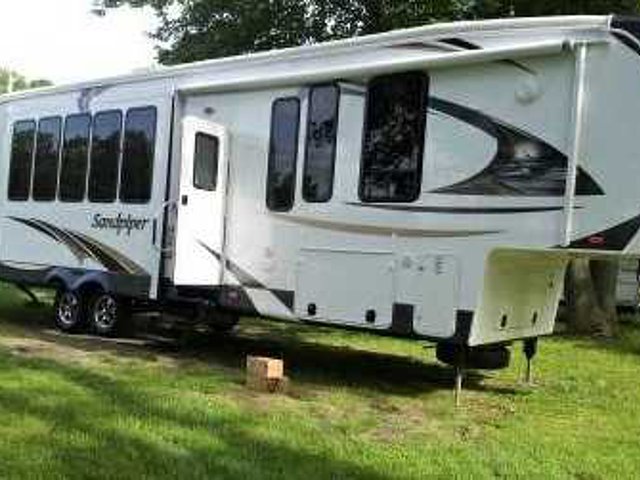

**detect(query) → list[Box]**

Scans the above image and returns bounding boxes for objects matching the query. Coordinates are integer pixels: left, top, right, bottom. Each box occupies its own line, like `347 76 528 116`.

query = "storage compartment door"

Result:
395 254 458 338
296 249 394 329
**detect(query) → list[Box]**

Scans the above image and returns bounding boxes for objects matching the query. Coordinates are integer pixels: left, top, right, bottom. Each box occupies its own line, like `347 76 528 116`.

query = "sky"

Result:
0 0 158 85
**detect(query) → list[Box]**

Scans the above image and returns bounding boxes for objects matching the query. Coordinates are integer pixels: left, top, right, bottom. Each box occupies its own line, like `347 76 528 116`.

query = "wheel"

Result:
207 310 240 334
54 289 87 333
89 292 130 337
436 343 511 370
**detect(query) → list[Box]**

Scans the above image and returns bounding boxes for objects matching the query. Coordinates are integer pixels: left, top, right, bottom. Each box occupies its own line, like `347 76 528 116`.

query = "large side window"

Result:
193 133 219 191
88 110 122 203
32 117 62 201
120 106 157 203
59 114 91 202
266 97 301 212
8 120 36 201
303 84 340 203
359 72 428 203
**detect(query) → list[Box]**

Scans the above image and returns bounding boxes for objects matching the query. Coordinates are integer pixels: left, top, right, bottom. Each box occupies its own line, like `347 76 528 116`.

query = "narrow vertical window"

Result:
266 97 300 212
88 110 122 203
8 120 36 201
360 72 428 203
120 106 157 203
303 84 340 203
193 133 219 191
59 114 91 202
32 117 62 201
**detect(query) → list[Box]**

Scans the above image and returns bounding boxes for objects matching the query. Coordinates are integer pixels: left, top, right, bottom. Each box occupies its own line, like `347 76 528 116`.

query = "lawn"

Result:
0 284 638 479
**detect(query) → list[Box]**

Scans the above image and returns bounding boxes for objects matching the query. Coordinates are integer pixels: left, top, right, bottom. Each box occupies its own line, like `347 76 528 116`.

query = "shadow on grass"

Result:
0 352 391 480
170 326 520 397
0 290 516 398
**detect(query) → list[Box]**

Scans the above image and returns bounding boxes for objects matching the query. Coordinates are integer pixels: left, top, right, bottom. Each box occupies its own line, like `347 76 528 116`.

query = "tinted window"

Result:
267 97 300 212
8 120 36 201
88 111 122 203
193 133 219 191
120 107 157 203
360 72 428 203
32 117 62 201
303 84 340 203
59 114 91 202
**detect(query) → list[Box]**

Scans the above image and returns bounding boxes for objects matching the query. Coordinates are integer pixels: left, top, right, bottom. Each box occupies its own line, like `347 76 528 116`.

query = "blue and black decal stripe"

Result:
611 16 640 56
428 98 604 197
10 218 148 275
9 217 90 262
197 241 295 312
568 214 640 251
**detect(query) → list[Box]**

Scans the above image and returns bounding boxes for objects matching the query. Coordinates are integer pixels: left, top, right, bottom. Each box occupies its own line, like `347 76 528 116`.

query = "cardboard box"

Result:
246 356 287 393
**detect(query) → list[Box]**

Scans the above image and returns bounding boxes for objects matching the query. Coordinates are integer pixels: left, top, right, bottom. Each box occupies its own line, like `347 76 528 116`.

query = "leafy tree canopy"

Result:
107 0 640 64
0 68 52 94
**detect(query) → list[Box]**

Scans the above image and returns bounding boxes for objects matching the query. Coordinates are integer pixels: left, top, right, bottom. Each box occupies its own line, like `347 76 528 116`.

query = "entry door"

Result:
173 116 229 286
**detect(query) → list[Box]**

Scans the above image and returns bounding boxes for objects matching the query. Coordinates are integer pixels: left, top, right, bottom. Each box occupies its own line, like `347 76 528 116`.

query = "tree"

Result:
564 259 620 337
472 0 638 18
107 0 640 63
0 69 52 94
105 0 474 63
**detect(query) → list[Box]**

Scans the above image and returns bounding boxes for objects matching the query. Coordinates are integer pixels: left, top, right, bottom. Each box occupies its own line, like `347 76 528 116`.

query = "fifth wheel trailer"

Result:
0 15 639 370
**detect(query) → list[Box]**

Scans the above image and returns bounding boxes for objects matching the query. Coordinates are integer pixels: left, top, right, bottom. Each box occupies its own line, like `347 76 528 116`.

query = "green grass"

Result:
0 284 638 479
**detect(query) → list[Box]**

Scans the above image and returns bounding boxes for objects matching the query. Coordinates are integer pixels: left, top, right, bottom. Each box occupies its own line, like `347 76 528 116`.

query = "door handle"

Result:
181 195 189 206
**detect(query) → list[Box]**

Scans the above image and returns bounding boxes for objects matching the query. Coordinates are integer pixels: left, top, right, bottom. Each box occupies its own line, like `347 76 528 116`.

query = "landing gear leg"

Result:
523 338 539 386
453 347 466 407
454 365 464 407
436 343 511 406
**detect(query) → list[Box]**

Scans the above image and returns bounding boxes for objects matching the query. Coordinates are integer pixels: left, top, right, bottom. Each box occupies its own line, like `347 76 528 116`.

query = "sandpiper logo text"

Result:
91 214 150 236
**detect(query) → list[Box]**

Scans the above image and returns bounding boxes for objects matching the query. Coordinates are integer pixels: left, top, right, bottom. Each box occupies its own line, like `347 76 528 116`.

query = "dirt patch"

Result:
2 336 95 364
0 332 186 371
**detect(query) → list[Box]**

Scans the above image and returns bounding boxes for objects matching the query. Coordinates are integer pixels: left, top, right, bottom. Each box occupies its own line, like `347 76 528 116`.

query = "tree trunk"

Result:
565 258 619 337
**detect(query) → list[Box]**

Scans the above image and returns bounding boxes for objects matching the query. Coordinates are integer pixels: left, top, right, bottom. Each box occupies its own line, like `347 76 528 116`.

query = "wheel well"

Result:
76 281 105 297
47 277 67 293
47 276 107 297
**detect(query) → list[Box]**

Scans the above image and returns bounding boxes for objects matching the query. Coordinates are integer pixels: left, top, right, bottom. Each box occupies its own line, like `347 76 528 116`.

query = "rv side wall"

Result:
0 80 173 300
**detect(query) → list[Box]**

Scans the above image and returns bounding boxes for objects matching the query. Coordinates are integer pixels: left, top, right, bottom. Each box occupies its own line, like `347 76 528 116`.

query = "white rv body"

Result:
0 15 639 348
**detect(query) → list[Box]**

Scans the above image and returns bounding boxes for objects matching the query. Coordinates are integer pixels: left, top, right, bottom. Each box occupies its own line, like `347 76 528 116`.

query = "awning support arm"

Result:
563 42 589 247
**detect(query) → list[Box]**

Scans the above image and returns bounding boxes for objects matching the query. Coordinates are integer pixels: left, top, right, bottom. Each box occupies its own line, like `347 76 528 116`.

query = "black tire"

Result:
436 343 511 371
208 310 240 334
88 292 130 337
54 289 87 333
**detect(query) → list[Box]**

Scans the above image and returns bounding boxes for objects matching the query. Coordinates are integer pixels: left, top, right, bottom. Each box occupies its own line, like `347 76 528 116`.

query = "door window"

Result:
193 133 219 191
